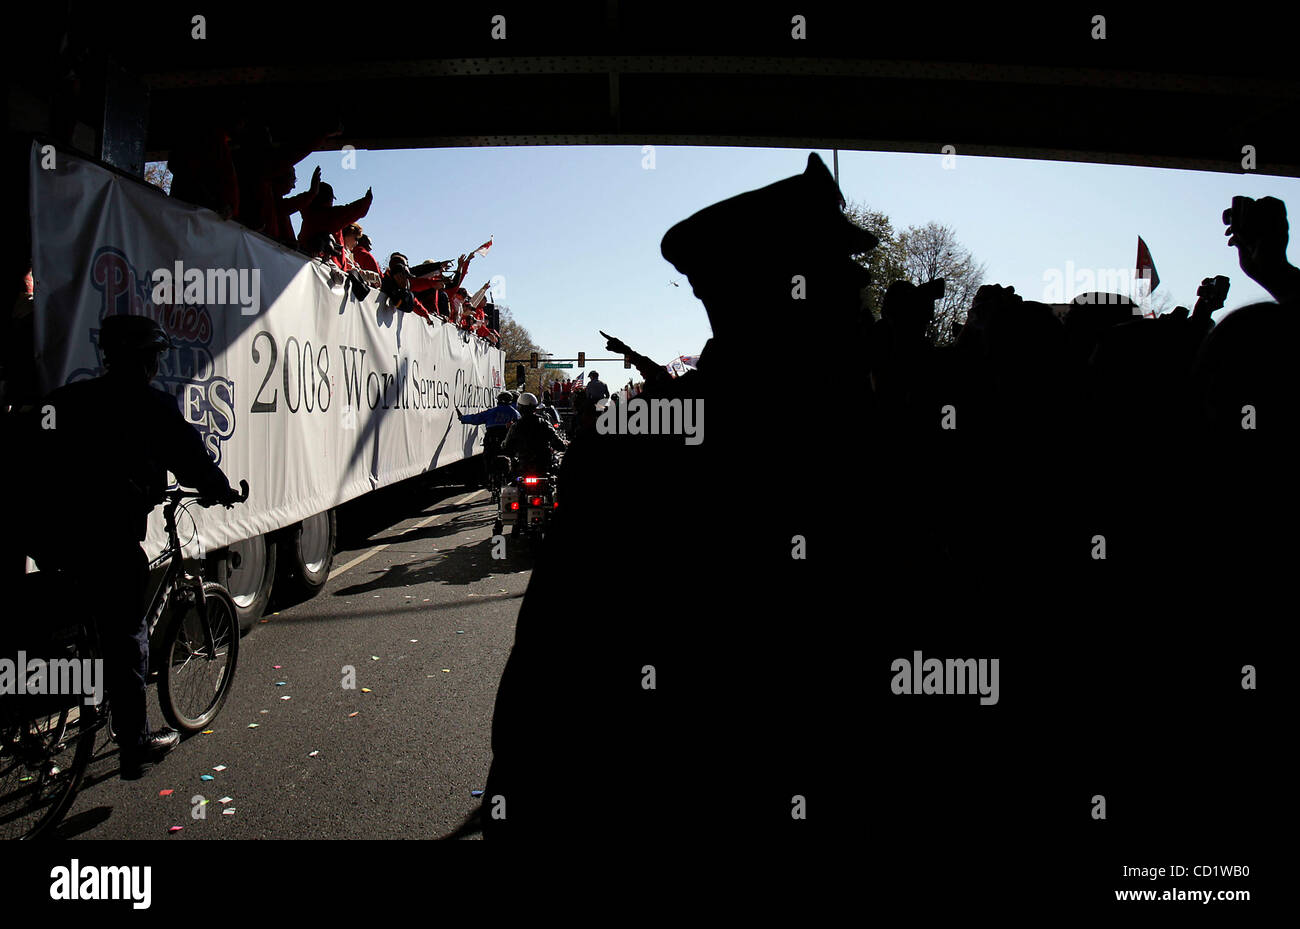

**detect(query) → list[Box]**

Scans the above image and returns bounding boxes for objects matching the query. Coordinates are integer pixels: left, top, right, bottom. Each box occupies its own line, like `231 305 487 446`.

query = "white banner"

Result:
30 143 505 558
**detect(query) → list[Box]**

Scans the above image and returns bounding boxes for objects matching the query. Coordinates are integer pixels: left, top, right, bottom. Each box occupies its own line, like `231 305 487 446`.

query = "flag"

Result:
573 372 584 389
679 354 700 369
1135 236 1160 296
472 236 493 259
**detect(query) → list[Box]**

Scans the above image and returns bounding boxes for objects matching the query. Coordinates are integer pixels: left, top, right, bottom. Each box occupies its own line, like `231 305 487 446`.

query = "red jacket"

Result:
297 190 373 253
353 246 381 276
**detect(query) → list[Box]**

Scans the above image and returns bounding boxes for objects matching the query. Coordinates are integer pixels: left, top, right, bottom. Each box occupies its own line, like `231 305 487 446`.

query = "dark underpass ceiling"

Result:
13 4 1300 177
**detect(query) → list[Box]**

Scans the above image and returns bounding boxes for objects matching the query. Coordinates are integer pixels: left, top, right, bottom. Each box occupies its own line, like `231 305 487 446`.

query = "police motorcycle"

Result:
493 448 562 542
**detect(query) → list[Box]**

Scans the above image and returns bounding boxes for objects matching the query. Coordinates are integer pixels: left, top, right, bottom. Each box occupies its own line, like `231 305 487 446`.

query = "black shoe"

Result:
120 728 180 780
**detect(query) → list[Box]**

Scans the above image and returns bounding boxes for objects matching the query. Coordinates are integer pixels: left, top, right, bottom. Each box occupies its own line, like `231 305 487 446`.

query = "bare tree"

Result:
1140 288 1176 317
896 222 986 345
144 161 172 194
844 201 907 321
497 306 562 395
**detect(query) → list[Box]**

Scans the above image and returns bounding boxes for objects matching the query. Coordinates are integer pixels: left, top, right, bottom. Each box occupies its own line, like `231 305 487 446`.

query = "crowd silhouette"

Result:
482 154 1292 848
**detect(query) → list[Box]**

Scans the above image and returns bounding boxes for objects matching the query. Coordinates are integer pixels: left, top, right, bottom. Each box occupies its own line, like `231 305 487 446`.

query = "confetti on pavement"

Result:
169 826 183 833
281 696 292 700
272 665 282 669
309 751 320 757
248 723 259 728
222 809 236 815
201 775 214 781
441 669 451 673
471 789 484 797
158 789 174 797
275 681 287 686
361 688 371 693
213 765 226 772
348 712 359 718
218 797 233 804
202 730 214 735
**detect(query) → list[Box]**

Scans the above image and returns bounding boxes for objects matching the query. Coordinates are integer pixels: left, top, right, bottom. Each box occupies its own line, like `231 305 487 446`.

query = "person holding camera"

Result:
1223 195 1300 303
380 253 436 325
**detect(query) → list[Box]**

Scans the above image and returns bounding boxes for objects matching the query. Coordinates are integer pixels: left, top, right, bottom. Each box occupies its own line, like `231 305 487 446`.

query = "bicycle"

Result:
0 479 249 840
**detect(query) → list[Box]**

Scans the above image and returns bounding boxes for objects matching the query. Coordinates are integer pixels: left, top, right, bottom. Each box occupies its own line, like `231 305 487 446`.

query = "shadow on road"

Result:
267 592 524 627
54 805 113 839
333 527 531 595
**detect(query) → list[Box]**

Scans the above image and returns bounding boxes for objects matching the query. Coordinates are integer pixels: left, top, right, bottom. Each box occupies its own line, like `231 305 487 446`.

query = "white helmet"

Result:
517 392 539 409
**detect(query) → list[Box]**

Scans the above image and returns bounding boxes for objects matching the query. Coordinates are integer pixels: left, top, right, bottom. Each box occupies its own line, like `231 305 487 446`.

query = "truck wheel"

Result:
211 534 276 633
277 509 336 601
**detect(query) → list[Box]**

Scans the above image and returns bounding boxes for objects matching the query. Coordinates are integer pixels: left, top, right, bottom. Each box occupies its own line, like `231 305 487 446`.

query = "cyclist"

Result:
456 392 520 488
28 315 240 779
503 392 567 478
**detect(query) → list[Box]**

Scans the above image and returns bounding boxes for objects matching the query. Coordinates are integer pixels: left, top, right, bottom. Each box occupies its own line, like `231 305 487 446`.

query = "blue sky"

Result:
289 144 1300 373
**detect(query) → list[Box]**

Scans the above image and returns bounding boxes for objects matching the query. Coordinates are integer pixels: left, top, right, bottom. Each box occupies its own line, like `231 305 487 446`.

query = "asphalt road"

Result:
55 471 527 840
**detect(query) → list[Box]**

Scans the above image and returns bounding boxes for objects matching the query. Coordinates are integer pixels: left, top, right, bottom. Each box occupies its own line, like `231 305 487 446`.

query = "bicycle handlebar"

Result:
165 479 250 507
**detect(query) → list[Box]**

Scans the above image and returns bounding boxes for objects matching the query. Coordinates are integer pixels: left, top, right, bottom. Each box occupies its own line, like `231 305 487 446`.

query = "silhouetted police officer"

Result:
483 154 875 842
29 315 237 779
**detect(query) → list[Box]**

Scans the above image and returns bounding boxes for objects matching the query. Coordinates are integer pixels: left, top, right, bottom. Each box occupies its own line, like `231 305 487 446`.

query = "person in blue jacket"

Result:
456 392 520 488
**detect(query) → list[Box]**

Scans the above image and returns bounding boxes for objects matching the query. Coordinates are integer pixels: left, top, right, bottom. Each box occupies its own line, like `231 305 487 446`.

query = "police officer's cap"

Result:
660 153 877 281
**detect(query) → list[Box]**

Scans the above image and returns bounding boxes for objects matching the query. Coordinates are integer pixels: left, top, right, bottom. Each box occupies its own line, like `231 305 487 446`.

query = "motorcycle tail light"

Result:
523 476 539 485
530 497 543 507
510 502 519 511
553 501 559 509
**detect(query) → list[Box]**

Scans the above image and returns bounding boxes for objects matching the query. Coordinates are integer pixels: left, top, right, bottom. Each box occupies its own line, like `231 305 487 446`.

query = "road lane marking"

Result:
327 489 485 581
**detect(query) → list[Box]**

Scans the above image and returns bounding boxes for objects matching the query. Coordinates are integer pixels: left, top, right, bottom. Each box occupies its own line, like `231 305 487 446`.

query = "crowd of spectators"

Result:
164 117 500 346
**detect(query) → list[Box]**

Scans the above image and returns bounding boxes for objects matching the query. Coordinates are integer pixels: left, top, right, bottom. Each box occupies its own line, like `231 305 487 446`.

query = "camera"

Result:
916 278 946 303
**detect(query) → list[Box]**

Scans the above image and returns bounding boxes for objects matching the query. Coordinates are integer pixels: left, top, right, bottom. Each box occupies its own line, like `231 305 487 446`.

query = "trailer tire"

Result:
277 509 336 601
211 534 276 633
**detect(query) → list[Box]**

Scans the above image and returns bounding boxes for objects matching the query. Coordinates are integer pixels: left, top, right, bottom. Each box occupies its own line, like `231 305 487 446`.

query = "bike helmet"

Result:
497 391 514 404
517 392 538 409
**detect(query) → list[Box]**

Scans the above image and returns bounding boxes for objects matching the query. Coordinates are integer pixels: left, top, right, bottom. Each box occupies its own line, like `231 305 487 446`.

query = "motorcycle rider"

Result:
538 390 562 429
456 391 520 488
503 392 567 478
26 315 240 779
584 371 610 404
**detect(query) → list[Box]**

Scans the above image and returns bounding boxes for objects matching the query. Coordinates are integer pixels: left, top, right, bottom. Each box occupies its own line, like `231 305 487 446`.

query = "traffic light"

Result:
623 355 631 368
578 351 585 367
515 364 526 387
530 351 538 369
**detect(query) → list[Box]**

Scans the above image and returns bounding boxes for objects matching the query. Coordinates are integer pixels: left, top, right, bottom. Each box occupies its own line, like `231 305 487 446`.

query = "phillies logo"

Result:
82 247 236 466
491 366 502 388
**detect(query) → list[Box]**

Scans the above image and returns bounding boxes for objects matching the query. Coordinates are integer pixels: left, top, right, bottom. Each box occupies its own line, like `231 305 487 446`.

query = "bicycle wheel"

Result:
0 699 97 840
158 583 240 733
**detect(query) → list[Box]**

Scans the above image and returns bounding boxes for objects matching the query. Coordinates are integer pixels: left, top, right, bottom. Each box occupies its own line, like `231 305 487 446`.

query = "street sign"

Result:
543 363 574 369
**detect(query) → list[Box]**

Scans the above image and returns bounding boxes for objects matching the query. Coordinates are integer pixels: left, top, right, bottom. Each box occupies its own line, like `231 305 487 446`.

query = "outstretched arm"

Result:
600 330 673 390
